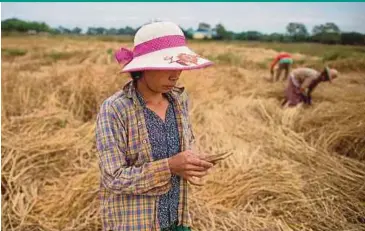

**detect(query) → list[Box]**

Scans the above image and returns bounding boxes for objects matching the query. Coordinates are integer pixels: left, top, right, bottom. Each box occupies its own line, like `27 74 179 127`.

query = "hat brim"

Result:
121 46 213 73
325 67 332 82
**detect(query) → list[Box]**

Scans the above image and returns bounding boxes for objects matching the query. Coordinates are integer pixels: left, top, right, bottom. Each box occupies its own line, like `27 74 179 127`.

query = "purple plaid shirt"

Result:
95 80 195 231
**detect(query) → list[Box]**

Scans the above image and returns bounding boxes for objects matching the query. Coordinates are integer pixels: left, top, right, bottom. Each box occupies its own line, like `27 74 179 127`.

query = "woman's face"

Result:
320 70 330 82
142 70 182 93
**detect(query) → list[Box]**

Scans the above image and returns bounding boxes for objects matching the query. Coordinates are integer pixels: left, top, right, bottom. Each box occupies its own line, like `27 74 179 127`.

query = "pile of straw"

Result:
2 37 364 231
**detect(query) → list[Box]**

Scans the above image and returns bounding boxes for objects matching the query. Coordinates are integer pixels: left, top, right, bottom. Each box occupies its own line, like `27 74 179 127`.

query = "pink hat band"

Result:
115 35 186 65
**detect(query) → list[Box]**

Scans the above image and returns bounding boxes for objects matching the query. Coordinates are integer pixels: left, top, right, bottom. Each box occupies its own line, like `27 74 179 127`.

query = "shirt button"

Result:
137 121 142 126
142 139 147 144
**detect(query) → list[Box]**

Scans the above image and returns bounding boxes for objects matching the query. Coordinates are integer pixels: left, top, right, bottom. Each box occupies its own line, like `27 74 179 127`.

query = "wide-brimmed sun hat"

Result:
115 21 213 73
325 66 339 82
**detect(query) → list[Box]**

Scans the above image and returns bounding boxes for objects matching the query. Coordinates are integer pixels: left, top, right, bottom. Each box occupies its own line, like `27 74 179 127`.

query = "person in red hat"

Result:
270 52 293 82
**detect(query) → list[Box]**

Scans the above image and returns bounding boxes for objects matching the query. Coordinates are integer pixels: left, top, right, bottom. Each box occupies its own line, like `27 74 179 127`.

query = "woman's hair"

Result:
130 71 143 81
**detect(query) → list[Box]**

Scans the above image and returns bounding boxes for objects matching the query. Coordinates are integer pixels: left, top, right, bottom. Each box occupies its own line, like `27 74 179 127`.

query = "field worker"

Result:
95 21 214 231
270 52 293 82
283 66 339 107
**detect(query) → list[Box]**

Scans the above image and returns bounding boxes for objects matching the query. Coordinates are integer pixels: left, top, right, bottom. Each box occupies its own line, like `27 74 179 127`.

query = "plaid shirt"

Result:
95 80 195 231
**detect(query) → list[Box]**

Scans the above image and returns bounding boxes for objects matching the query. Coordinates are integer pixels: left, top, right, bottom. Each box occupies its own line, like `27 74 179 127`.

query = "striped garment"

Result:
135 90 181 229
95 80 195 231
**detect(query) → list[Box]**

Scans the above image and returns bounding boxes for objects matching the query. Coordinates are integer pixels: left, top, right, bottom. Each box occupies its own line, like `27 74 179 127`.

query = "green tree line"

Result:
2 18 364 45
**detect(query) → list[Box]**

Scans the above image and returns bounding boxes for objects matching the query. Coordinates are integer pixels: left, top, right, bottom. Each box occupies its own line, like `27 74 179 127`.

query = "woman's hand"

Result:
168 150 213 186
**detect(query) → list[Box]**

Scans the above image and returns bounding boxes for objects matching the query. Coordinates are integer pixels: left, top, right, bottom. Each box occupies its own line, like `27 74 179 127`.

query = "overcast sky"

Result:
2 2 365 33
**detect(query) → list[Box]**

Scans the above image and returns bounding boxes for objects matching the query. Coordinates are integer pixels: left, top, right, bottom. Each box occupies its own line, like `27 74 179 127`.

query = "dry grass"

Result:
2 36 365 231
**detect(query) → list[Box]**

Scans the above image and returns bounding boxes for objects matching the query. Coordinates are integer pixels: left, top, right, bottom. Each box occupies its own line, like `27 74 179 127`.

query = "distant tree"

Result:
95 27 107 35
1 18 51 33
2 18 28 32
58 26 71 34
184 27 194 39
71 27 82 34
312 22 341 44
124 26 135 35
114 27 136 35
86 27 97 35
3 17 365 47
50 28 62 35
106 28 117 35
215 23 229 40
198 22 211 31
117 28 125 35
312 23 340 35
38 22 50 32
282 35 293 43
246 31 262 41
312 24 324 36
268 33 285 42
235 32 247 40
286 22 309 42
341 32 365 45
225 31 235 40
325 22 340 33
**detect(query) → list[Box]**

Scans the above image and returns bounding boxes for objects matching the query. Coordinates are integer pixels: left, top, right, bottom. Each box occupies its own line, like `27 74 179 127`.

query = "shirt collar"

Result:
123 80 185 106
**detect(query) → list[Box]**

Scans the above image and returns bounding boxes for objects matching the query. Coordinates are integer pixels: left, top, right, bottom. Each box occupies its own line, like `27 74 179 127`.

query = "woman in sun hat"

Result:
95 21 214 231
282 66 339 107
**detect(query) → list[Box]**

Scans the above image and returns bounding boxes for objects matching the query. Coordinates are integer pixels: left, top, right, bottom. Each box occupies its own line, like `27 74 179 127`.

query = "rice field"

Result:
2 36 365 231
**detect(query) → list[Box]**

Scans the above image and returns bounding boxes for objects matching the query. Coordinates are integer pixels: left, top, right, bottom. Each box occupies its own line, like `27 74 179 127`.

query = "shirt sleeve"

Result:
270 55 280 70
300 77 314 90
95 101 172 196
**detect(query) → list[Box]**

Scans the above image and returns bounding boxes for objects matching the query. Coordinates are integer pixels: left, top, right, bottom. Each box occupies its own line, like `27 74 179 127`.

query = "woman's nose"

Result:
169 71 182 81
